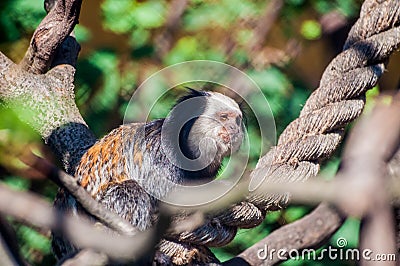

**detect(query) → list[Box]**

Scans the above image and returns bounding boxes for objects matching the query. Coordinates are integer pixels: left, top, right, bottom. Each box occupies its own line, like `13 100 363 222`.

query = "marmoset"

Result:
52 89 244 261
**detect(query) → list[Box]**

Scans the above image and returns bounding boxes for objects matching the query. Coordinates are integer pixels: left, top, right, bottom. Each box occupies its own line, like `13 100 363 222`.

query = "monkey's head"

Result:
187 90 243 157
165 89 244 176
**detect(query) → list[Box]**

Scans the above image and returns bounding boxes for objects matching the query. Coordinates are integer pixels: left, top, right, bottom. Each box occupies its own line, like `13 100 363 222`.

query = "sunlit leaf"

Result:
301 20 322 40
74 24 92 43
132 1 166 29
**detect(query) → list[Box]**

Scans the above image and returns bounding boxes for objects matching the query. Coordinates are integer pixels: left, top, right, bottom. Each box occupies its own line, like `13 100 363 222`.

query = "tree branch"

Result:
0 0 95 175
0 215 28 266
0 184 161 263
19 0 82 74
342 94 400 266
57 249 108 266
21 152 138 236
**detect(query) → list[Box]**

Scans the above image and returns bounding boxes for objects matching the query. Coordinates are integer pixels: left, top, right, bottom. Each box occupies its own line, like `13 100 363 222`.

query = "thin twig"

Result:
0 217 28 266
21 152 138 236
0 184 157 263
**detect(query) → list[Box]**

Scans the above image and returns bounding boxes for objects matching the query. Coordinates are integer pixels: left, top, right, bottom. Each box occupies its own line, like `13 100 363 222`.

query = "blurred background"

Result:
0 0 399 265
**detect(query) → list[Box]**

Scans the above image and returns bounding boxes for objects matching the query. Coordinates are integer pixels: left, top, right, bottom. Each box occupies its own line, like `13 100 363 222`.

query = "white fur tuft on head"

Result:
186 91 244 165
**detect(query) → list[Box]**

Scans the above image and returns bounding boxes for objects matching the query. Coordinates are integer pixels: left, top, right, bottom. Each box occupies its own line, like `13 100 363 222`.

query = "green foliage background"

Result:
0 0 380 265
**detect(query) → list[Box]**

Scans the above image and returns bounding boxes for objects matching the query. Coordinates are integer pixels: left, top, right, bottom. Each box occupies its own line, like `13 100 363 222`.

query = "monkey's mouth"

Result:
218 128 241 147
218 131 231 144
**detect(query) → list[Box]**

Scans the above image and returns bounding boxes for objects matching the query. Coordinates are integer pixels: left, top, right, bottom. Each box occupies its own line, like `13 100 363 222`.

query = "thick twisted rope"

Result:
159 1 400 263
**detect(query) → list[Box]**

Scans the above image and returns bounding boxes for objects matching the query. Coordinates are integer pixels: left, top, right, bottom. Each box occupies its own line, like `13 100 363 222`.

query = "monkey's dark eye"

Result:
220 113 228 121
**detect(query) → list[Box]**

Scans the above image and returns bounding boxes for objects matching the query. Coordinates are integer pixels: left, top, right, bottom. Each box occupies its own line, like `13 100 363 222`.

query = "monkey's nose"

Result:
225 125 237 135
225 124 240 136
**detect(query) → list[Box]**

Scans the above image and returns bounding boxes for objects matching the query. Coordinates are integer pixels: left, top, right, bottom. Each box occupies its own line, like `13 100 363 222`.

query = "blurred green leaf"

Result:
247 68 290 95
222 0 260 19
0 0 45 41
364 86 379 114
101 0 166 49
74 24 92 43
336 0 359 17
88 50 120 110
235 29 254 47
183 4 228 31
165 36 198 63
165 36 225 64
264 210 281 223
0 108 39 142
313 0 335 14
18 225 51 253
247 68 290 117
1 177 30 191
129 28 151 48
101 0 135 34
132 1 166 28
300 20 322 40
313 0 359 17
286 0 306 6
331 218 360 248
366 86 379 99
319 157 340 180
120 70 138 96
284 206 310 223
